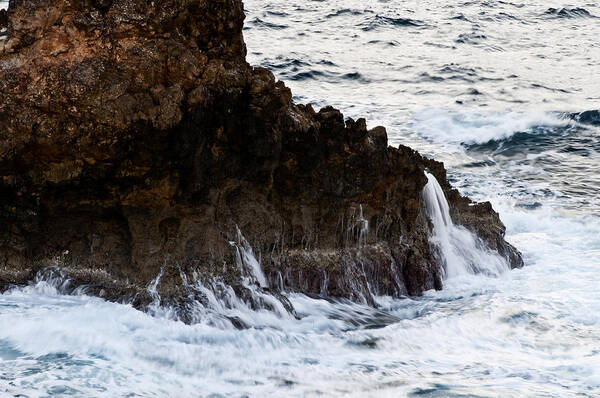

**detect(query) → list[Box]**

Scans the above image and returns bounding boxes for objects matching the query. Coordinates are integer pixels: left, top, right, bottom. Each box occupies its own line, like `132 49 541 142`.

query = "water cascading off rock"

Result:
423 172 510 279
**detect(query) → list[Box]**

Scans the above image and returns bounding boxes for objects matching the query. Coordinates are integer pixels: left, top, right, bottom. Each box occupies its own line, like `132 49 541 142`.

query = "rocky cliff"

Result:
0 0 522 314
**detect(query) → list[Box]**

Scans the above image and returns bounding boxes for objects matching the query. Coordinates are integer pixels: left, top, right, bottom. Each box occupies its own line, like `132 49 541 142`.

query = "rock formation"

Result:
0 0 522 314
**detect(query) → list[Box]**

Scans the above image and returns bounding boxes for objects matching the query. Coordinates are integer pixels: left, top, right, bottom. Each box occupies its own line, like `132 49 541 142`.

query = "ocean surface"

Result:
2 1 600 396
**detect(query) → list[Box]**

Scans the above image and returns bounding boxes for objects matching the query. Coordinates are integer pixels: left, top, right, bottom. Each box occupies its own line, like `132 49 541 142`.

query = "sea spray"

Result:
139 228 296 327
423 172 510 279
357 205 369 247
343 204 370 248
231 226 269 288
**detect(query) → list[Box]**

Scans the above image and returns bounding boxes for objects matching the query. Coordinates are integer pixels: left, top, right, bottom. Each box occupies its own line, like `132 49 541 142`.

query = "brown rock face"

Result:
0 0 522 313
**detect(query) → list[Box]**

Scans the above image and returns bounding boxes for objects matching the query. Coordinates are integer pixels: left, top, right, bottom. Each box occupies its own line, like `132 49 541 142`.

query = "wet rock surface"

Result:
0 0 522 313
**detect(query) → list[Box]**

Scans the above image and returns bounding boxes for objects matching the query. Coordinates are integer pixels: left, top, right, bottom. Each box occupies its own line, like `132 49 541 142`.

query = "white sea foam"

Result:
414 108 573 145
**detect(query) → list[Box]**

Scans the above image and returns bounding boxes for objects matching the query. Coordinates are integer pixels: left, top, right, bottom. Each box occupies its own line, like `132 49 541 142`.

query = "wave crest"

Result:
544 8 595 18
414 109 573 145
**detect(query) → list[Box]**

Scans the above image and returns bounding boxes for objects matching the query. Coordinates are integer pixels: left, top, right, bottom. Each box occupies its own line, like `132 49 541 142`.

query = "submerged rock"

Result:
0 0 522 313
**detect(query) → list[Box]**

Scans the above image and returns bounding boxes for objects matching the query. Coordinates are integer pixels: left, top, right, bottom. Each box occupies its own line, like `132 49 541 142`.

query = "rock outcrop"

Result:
0 0 522 313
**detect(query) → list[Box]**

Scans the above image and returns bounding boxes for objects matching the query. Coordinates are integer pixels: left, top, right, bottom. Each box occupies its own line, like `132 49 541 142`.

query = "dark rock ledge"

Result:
0 0 522 313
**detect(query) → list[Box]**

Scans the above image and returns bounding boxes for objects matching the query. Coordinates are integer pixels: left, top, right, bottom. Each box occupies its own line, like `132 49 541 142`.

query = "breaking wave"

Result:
414 108 574 145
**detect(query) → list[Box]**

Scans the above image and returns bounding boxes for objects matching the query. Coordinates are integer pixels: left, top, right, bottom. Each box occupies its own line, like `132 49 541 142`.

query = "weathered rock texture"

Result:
0 0 522 311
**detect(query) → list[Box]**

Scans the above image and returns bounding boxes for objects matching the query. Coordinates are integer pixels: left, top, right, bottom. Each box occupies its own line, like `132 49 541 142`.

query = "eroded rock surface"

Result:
0 0 522 312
